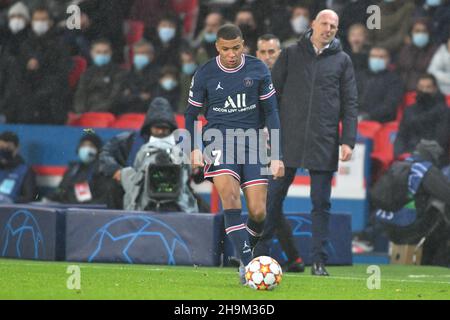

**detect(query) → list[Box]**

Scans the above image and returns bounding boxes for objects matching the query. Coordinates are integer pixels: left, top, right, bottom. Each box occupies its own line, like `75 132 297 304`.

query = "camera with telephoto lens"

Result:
146 150 182 201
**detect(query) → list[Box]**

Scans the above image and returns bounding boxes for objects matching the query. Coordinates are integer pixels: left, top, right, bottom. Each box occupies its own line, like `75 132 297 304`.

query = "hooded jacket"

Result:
272 30 358 170
99 97 177 177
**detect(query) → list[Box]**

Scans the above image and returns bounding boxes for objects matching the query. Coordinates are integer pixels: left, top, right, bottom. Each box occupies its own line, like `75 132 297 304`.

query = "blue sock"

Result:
224 209 252 265
246 218 265 249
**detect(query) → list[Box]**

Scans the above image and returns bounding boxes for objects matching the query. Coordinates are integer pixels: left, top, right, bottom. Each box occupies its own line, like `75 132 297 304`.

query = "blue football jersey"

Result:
187 54 276 130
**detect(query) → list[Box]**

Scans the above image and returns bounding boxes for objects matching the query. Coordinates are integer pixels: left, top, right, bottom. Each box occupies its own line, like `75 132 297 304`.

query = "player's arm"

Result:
184 70 206 168
259 67 284 178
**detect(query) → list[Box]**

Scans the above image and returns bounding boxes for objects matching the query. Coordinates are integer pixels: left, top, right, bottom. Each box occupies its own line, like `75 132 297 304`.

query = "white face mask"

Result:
9 17 26 34
291 15 309 34
32 20 50 36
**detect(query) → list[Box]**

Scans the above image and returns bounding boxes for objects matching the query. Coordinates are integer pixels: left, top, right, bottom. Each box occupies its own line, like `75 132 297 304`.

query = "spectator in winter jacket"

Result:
428 34 450 95
74 39 126 114
0 2 31 57
8 5 71 124
45 132 107 204
0 131 37 203
397 19 439 91
114 40 160 114
357 46 404 123
394 73 450 158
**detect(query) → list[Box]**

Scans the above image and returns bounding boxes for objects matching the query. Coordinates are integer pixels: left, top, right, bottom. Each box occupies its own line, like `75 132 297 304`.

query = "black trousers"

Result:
255 167 334 263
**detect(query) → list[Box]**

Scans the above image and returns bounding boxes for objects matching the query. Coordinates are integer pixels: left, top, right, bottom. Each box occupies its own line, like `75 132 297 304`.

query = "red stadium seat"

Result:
66 112 81 125
77 112 116 128
175 114 207 129
357 120 382 139
446 95 450 107
170 0 199 37
396 91 416 122
68 56 87 89
371 121 399 173
111 113 146 129
124 20 145 45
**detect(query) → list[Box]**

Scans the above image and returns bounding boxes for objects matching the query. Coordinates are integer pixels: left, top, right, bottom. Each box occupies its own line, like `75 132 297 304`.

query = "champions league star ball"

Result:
245 256 282 290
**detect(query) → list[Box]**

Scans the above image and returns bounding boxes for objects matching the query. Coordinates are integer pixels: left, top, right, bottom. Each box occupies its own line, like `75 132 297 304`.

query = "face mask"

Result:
161 78 177 91
158 27 176 43
93 54 111 67
133 54 150 70
78 146 97 164
369 57 386 73
204 32 217 43
0 149 14 163
182 63 197 75
32 20 50 36
416 91 436 106
291 15 309 34
426 0 441 6
384 0 395 2
412 32 429 48
9 17 26 34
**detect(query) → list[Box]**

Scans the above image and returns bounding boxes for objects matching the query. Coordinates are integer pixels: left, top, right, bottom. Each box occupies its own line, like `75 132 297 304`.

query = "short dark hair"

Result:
257 34 280 43
0 131 19 147
418 73 438 87
91 38 112 49
217 24 243 41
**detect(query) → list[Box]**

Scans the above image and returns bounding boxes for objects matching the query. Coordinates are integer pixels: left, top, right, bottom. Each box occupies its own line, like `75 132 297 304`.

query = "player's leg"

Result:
242 184 267 249
253 167 297 257
213 174 253 268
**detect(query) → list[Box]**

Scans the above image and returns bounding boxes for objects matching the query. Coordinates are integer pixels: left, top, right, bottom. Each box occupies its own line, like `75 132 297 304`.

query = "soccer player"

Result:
184 24 284 284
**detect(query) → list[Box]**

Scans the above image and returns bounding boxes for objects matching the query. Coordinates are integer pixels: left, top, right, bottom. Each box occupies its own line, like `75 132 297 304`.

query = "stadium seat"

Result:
175 114 207 129
68 56 87 89
76 112 116 128
446 95 450 107
371 121 399 173
170 0 199 37
124 20 145 45
357 120 382 139
396 91 416 122
111 113 146 129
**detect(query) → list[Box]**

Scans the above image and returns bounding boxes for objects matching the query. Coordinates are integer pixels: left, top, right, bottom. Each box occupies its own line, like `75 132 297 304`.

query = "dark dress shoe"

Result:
311 262 330 276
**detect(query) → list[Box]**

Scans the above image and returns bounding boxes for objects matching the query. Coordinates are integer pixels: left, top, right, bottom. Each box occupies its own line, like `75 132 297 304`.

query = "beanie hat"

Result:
8 2 30 22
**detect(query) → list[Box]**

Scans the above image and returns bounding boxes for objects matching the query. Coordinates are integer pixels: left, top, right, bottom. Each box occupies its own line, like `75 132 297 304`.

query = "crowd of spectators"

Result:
0 0 448 126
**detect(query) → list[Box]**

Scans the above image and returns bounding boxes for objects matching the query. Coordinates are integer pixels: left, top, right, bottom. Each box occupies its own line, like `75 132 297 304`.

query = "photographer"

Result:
99 97 205 212
371 140 450 266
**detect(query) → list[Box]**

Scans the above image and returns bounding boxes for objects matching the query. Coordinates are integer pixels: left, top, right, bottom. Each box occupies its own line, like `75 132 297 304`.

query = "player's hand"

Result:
270 159 285 179
340 144 353 162
190 149 204 169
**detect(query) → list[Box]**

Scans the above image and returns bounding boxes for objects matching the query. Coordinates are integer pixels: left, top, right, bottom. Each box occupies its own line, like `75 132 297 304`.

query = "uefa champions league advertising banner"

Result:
0 205 64 261
65 209 223 266
0 206 351 265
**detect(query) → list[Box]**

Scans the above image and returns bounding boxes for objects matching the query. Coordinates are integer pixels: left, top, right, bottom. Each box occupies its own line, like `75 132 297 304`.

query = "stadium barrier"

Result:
222 213 353 266
0 205 352 266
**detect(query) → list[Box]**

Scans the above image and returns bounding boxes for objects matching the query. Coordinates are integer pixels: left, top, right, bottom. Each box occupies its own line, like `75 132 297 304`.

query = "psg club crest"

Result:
243 77 254 87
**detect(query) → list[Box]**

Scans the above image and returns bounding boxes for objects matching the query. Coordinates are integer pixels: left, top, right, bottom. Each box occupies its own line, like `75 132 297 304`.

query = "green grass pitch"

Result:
0 258 449 300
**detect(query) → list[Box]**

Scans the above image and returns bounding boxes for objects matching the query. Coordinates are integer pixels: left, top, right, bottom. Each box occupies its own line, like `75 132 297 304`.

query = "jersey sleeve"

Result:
258 65 277 101
187 69 206 108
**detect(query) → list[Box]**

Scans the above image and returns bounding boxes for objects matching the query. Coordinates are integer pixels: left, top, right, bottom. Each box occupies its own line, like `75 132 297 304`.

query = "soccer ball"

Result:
245 256 282 290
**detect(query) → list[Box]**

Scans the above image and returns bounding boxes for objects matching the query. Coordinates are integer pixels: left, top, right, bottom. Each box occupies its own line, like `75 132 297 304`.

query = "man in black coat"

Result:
357 46 404 123
394 73 450 158
254 10 358 276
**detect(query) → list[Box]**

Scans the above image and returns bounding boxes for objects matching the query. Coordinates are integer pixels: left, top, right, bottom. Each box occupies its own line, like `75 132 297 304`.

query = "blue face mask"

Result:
159 27 176 43
161 78 177 91
93 54 111 67
78 146 97 164
369 57 387 73
204 32 217 43
426 0 441 6
182 63 197 75
133 54 150 70
412 32 430 48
